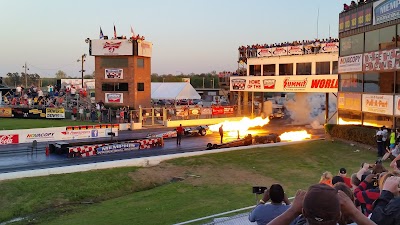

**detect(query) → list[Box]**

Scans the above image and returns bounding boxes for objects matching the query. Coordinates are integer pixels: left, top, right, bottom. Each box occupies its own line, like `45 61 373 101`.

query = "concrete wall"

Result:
164 117 245 127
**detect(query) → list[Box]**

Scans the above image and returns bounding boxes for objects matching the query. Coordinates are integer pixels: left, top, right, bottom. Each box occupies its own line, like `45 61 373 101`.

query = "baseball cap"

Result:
303 184 340 224
339 168 346 174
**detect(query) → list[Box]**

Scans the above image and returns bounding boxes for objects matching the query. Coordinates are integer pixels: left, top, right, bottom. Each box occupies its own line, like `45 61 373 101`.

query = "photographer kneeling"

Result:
249 184 292 225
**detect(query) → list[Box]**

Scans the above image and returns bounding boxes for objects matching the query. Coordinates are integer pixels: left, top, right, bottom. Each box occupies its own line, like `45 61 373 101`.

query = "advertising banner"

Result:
0 107 12 117
257 48 272 57
212 106 224 115
338 93 362 111
223 106 234 114
12 108 46 119
138 41 152 57
345 15 351 31
351 12 358 29
46 108 65 119
357 8 365 27
373 0 400 25
96 142 140 155
59 130 92 140
91 39 133 56
363 48 400 72
320 43 339 53
0 134 19 145
365 7 372 25
339 16 345 33
338 54 363 73
270 47 288 56
230 75 338 93
362 94 394 115
105 93 123 103
176 108 188 117
394 95 400 116
189 108 200 116
105 69 123 79
200 108 212 115
287 45 304 55
60 79 95 90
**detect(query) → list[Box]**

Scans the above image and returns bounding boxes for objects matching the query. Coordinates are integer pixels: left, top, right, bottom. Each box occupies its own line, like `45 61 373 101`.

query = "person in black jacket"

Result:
371 176 400 225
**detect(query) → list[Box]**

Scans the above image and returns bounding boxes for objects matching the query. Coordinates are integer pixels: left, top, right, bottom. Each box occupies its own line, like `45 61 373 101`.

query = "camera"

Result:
252 186 267 195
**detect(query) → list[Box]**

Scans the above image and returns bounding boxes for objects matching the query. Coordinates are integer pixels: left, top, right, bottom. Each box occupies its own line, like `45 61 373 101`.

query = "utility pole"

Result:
77 54 87 89
202 77 205 88
22 62 29 87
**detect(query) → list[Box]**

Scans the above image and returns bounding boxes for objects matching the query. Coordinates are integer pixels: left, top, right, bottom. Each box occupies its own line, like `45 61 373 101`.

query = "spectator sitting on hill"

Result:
333 182 357 225
249 184 292 225
338 167 352 188
319 171 333 187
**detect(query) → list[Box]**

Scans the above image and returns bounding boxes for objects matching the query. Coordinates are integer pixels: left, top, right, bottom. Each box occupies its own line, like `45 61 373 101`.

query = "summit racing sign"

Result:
230 75 338 93
96 142 140 155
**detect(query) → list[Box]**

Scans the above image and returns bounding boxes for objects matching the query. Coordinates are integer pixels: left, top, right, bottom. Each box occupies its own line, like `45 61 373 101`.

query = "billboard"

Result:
373 0 400 25
338 54 363 73
105 69 123 79
46 108 65 119
339 4 372 33
230 75 338 93
363 48 400 72
362 94 393 115
105 93 124 103
338 93 362 111
91 39 133 56
0 107 12 117
138 41 152 57
394 95 400 116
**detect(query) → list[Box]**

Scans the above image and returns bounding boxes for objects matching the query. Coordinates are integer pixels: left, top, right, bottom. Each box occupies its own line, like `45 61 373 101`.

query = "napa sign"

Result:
374 0 400 24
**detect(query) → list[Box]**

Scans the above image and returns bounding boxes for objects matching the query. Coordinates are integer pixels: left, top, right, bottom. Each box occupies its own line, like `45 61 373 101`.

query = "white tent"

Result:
151 82 201 100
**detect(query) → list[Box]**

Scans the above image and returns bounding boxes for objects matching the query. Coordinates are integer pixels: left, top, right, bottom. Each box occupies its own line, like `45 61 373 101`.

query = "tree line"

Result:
1 70 220 88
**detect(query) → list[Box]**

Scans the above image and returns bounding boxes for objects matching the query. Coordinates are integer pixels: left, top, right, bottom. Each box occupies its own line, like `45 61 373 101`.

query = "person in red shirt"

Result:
338 168 352 188
176 124 184 145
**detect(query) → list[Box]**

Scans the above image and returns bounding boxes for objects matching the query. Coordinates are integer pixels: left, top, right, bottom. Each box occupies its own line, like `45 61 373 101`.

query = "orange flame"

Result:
338 118 380 127
209 117 270 137
279 130 311 141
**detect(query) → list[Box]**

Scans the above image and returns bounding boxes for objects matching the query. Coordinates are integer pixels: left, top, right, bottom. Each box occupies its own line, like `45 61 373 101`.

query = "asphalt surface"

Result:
0 120 325 174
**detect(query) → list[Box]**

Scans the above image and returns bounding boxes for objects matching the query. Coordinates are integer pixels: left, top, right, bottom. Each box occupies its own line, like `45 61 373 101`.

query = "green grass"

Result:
0 140 382 224
0 118 99 130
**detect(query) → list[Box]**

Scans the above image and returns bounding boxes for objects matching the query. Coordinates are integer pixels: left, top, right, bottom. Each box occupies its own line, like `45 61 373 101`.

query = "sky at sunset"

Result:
0 0 347 78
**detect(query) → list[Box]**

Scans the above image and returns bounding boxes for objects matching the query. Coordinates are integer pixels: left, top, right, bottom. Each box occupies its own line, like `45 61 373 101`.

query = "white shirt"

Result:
38 90 43 97
16 86 21 93
71 88 76 94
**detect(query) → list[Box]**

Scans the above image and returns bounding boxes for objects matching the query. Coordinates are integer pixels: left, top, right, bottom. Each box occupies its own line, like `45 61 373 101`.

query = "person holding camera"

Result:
249 184 292 225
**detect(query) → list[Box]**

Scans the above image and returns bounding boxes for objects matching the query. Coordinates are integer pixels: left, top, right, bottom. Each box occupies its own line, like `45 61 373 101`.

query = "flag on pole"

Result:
99 27 104 39
113 24 117 39
130 26 135 38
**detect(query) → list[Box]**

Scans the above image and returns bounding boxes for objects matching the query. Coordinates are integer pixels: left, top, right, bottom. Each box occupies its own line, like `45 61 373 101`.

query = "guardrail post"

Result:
151 108 155 125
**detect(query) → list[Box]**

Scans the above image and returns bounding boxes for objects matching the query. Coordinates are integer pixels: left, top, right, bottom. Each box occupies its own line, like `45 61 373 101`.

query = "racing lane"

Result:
0 124 325 174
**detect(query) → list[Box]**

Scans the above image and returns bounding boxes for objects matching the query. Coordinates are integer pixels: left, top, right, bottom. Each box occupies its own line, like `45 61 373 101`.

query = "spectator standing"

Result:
176 124 184 146
85 107 90 121
79 105 84 121
376 127 384 157
249 184 292 225
389 128 396 150
72 106 77 121
219 124 224 143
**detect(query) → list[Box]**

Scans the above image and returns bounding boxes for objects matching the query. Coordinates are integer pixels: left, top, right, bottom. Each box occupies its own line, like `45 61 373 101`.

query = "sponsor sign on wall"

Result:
362 94 393 115
257 49 272 57
200 108 212 115
338 54 363 73
287 45 304 55
138 41 152 57
394 95 400 116
96 142 140 155
0 107 12 117
0 134 19 145
105 69 123 79
105 93 123 103
373 0 400 25
230 75 338 93
212 106 224 115
320 43 339 53
61 79 95 89
270 47 287 56
46 108 65 119
338 93 362 111
12 108 46 119
60 130 92 140
363 48 400 72
91 39 133 56
339 4 372 33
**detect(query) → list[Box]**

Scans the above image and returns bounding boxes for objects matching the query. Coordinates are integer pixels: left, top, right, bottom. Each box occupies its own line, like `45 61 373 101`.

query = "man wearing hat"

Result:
266 184 376 225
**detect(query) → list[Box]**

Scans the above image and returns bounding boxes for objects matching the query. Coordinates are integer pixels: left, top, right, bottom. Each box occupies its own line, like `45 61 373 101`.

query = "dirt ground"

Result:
129 162 276 190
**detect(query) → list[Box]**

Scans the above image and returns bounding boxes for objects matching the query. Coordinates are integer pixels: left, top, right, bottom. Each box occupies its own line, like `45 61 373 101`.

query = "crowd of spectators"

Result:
343 0 374 12
238 37 339 62
249 138 400 225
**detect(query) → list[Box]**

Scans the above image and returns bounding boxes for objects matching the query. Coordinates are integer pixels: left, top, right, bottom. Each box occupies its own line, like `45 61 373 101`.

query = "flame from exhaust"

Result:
209 117 270 137
279 130 311 141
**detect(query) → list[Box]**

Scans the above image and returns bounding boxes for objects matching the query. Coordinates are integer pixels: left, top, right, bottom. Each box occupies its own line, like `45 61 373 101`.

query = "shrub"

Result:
329 125 377 146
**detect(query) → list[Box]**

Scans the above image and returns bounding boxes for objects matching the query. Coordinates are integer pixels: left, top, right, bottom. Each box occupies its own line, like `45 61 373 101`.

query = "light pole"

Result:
77 54 87 89
22 62 29 87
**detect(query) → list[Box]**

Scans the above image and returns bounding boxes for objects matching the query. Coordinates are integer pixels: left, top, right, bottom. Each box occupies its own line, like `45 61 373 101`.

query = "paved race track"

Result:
0 121 325 173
